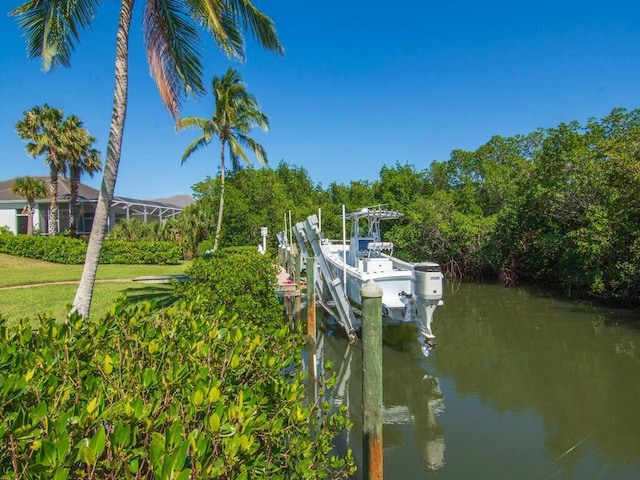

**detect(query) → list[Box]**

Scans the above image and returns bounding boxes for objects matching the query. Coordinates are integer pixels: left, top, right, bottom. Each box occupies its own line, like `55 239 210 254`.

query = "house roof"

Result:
0 176 100 202
0 176 189 213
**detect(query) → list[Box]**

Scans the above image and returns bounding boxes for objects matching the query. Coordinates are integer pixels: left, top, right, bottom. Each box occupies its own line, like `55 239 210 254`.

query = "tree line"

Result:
181 107 640 306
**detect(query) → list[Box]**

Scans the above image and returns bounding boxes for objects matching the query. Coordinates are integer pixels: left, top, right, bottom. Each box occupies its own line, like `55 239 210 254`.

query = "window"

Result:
16 211 28 235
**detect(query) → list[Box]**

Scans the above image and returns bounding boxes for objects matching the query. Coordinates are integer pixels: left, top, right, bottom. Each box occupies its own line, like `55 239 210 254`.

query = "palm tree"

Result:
10 176 48 235
177 68 269 252
12 0 283 318
15 104 69 236
66 118 102 238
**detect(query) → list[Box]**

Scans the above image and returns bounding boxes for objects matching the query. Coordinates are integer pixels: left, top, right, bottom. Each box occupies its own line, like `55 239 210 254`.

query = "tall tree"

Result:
15 104 68 236
12 0 282 318
66 118 102 237
10 176 48 235
177 68 269 252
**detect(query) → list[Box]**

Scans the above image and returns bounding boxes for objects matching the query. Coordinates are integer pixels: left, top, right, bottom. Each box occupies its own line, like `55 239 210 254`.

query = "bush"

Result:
0 235 87 263
100 241 182 265
195 238 216 258
0 235 181 265
175 250 281 327
0 253 355 479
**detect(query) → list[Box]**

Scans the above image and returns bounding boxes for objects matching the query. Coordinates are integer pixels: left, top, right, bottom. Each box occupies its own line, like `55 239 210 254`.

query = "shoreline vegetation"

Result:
0 250 356 478
80 107 638 311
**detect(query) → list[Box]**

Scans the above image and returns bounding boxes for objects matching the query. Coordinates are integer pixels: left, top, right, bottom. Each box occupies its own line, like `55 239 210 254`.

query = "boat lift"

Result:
293 214 358 340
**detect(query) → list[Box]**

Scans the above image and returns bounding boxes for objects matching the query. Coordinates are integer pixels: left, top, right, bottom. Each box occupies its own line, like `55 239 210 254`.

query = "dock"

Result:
275 267 302 299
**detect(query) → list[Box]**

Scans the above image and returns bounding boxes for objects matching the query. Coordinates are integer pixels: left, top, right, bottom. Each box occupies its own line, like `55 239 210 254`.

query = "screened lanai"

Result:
0 176 190 235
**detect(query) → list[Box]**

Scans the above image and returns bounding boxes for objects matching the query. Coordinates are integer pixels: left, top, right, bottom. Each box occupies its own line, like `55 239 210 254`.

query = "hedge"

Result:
0 234 181 265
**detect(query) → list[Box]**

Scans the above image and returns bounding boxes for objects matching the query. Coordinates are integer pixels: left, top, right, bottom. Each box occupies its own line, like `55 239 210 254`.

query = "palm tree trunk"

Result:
69 168 79 238
26 203 34 235
48 166 58 236
213 141 226 252
71 0 133 319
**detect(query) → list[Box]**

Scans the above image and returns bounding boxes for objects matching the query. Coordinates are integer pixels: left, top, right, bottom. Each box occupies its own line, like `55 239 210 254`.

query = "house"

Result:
0 176 192 235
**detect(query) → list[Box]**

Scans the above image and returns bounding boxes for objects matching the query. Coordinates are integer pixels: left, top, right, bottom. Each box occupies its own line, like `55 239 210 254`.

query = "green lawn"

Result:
0 253 188 287
0 254 189 324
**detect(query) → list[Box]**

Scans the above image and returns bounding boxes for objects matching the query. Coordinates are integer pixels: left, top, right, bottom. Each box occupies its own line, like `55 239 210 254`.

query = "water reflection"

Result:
415 374 445 471
434 282 640 477
310 281 640 479
316 327 447 475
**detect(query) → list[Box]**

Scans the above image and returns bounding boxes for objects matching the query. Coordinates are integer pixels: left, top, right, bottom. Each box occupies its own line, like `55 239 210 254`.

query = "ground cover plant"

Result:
0 250 355 478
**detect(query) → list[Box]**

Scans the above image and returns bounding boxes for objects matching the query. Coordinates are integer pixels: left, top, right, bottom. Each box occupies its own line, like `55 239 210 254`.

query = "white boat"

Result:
294 206 444 355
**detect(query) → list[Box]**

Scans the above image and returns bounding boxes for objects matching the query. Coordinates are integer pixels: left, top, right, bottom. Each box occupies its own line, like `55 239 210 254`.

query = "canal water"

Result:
314 282 640 479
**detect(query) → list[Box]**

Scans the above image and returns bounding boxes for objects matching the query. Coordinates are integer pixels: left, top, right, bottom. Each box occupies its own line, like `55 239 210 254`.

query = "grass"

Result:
0 253 188 287
0 254 190 324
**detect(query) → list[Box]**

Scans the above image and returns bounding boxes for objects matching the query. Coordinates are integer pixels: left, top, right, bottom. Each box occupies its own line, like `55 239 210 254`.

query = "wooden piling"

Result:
295 252 302 315
294 249 301 286
306 256 316 342
361 279 383 480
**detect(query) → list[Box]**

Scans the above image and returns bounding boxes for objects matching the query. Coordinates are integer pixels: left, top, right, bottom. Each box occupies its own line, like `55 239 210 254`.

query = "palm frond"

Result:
144 0 205 119
228 136 249 167
181 135 211 164
188 0 244 60
235 133 267 166
225 0 284 56
175 116 211 131
11 0 101 71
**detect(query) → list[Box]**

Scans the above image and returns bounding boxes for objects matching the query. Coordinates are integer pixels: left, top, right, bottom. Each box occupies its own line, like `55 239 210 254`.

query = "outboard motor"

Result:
412 263 444 357
412 263 443 301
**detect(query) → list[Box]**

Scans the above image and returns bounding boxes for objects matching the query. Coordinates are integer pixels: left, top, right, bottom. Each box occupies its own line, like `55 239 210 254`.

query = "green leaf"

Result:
103 354 114 374
113 423 131 448
79 445 96 465
176 470 192 480
192 389 204 406
52 468 69 480
239 434 249 452
128 457 139 474
55 436 70 462
208 413 220 433
172 439 189 471
148 339 159 354
230 354 240 369
209 386 220 403
143 367 155 387
132 397 143 420
86 396 99 415
40 441 57 467
150 433 165 473
89 425 106 459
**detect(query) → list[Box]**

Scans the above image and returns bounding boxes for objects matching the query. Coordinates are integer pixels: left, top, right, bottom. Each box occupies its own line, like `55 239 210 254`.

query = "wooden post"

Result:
295 252 302 315
306 256 316 341
294 249 301 285
361 279 383 480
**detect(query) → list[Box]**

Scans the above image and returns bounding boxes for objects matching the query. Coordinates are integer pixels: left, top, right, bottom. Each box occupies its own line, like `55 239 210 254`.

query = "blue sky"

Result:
2 1 639 199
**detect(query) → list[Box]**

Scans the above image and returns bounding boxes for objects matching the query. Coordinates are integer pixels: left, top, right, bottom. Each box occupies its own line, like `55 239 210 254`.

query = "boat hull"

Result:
322 243 418 324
